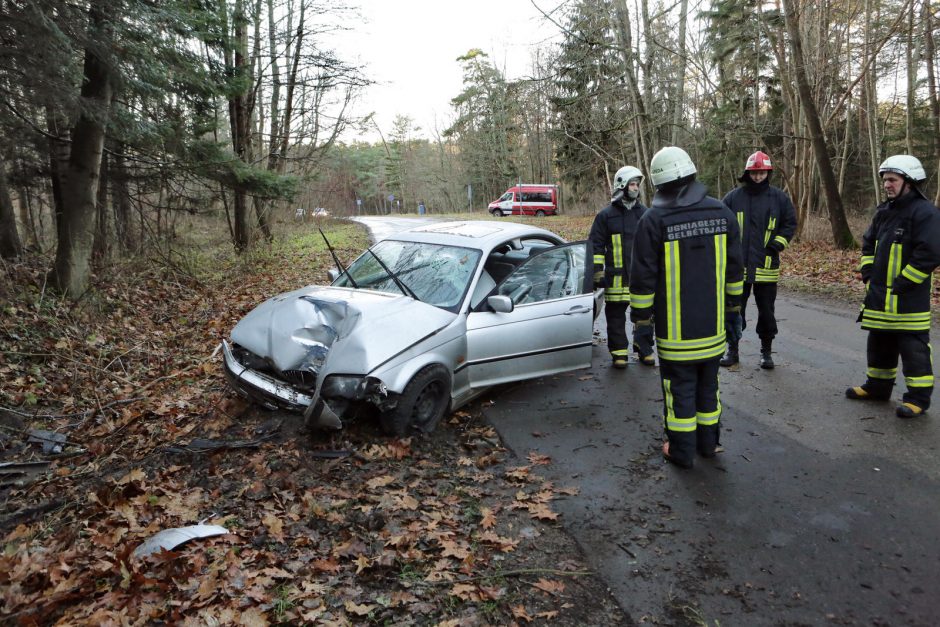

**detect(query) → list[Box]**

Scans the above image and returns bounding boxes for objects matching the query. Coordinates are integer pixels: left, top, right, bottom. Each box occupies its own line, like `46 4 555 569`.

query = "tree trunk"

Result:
111 141 136 253
923 0 940 204
0 154 23 259
50 0 113 297
92 148 109 264
229 0 252 251
671 0 689 145
611 0 650 170
782 0 855 248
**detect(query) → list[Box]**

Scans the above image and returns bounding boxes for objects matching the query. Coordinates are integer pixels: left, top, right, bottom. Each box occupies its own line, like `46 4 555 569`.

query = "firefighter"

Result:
719 151 797 369
589 165 653 368
630 147 744 468
846 154 940 418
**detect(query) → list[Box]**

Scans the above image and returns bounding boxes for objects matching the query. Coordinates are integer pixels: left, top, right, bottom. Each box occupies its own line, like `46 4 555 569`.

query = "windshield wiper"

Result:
366 249 420 301
319 228 358 288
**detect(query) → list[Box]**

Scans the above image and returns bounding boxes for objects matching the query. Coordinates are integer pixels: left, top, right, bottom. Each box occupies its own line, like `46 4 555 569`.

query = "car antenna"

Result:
319 227 359 288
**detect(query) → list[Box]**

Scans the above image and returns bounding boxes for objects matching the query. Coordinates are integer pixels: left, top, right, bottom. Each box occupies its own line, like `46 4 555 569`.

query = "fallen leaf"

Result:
531 578 565 595
344 600 376 616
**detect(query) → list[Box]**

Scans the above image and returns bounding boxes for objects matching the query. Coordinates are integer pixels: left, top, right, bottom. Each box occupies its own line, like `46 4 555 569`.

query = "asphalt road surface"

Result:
481 294 940 626
353 217 940 625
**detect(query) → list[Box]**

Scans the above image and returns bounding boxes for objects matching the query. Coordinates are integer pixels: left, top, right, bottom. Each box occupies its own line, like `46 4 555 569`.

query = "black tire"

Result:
491 209 503 217
535 209 546 217
379 364 452 436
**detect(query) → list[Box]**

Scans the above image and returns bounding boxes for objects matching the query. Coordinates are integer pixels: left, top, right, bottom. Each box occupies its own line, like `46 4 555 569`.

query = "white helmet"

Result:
612 165 644 192
879 155 926 183
650 146 697 188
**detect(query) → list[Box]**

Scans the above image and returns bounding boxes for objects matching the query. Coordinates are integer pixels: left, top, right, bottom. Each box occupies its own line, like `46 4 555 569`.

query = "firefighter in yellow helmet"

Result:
847 154 940 418
630 147 744 468
589 165 653 368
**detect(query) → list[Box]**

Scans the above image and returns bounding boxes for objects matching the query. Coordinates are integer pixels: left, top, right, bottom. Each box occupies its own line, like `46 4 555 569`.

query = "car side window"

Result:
497 243 588 305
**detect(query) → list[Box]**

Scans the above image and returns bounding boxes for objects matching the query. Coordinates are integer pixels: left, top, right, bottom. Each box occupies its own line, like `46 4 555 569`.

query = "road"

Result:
354 217 940 625
483 294 940 626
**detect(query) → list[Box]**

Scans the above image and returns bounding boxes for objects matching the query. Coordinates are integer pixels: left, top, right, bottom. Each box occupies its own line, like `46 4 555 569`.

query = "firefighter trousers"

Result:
863 330 934 409
659 358 721 466
742 282 778 340
605 301 654 359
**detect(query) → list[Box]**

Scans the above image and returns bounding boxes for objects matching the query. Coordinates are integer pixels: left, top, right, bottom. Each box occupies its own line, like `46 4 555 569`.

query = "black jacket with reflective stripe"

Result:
859 189 940 333
630 181 744 362
721 182 797 284
588 199 648 288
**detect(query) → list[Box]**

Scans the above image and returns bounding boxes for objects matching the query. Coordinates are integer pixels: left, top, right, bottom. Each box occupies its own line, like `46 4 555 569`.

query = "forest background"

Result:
2 0 940 298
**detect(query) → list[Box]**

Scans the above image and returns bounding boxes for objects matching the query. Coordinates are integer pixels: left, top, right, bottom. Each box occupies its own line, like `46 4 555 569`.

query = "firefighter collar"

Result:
652 180 708 209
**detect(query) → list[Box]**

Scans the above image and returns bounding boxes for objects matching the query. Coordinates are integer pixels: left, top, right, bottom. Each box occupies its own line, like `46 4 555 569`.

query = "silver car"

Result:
221 221 599 435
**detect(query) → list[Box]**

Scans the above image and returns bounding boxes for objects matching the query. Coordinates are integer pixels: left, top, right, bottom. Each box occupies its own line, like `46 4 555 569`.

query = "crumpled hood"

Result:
230 285 456 375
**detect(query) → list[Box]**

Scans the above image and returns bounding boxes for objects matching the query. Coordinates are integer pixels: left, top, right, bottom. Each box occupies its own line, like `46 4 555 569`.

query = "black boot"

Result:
760 339 775 369
719 343 739 367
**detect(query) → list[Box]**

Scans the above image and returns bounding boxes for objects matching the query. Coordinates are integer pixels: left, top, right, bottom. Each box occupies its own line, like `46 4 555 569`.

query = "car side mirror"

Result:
487 295 514 313
328 268 340 282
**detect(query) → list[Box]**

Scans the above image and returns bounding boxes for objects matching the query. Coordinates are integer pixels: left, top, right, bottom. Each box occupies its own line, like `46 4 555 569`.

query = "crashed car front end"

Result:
221 285 456 429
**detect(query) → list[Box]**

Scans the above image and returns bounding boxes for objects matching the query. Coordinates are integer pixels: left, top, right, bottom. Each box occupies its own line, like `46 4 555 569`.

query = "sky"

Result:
328 0 566 143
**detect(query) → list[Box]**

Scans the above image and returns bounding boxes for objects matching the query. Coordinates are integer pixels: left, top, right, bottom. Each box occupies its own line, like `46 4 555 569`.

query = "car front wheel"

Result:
380 364 452 436
490 209 504 217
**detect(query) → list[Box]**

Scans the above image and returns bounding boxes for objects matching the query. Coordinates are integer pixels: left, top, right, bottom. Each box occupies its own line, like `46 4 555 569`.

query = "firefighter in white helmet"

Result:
847 154 940 418
630 147 744 468
589 165 653 368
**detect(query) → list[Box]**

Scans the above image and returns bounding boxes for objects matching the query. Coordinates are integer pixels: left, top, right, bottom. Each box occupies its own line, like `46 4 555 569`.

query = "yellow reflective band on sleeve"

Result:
858 256 874 270
726 280 744 296
631 292 654 309
697 407 721 426
593 254 605 265
773 235 789 250
715 233 726 336
886 242 902 313
867 367 897 380
901 265 929 284
612 234 623 269
905 375 934 388
665 241 681 340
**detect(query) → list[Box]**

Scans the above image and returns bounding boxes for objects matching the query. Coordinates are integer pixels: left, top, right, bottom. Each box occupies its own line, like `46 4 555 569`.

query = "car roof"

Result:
387 220 564 249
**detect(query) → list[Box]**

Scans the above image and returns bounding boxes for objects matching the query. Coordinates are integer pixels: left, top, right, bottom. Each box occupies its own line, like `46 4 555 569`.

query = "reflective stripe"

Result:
593 254 605 265
667 415 697 432
610 349 629 357
697 407 721 426
861 309 931 332
764 217 776 246
726 280 744 295
867 367 897 380
657 333 726 350
612 234 623 269
755 267 780 282
773 235 789 250
631 292 654 309
665 241 681 340
663 378 674 425
906 375 934 388
886 242 902 313
737 212 744 234
901 265 929 284
715 233 726 336
604 286 630 303
858 255 874 270
657 336 726 361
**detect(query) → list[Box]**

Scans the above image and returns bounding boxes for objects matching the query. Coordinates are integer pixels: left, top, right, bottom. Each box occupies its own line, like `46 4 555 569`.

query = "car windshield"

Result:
334 239 482 311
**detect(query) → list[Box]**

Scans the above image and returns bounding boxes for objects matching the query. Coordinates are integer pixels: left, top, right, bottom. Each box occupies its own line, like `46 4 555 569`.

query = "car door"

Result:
463 242 594 388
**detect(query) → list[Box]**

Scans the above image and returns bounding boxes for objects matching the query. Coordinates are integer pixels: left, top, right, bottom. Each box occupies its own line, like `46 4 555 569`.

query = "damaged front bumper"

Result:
220 340 389 431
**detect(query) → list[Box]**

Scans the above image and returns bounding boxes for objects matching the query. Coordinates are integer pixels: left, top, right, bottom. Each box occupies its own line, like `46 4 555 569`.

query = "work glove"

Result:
593 270 605 289
859 265 872 284
766 239 785 253
630 309 652 325
891 275 915 295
